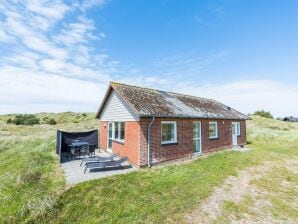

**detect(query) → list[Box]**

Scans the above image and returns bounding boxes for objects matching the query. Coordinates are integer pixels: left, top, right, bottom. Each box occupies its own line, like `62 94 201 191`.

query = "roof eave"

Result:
95 84 113 119
139 114 250 120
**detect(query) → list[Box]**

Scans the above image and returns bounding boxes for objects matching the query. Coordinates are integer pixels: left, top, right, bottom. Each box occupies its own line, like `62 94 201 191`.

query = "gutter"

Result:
147 116 155 168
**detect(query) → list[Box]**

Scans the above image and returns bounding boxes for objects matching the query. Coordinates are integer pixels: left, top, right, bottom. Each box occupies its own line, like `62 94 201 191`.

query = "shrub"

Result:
11 114 40 126
6 118 12 123
253 110 274 119
47 118 57 125
42 117 57 125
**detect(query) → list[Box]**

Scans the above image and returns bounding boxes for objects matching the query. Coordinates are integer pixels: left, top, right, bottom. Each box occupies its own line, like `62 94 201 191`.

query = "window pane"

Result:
232 124 236 134
237 123 240 135
120 122 125 140
209 122 217 138
193 122 200 139
108 123 113 138
114 122 119 139
162 123 175 142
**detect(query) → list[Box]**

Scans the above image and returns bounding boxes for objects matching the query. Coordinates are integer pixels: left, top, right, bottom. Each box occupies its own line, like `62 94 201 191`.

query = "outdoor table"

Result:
69 141 89 147
68 142 90 159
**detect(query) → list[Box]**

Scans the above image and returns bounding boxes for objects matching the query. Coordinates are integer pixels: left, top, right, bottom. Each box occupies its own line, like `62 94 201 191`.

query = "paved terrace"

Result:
61 150 137 185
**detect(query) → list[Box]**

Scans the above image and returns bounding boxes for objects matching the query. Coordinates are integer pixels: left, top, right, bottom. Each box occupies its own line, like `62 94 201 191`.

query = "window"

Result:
236 122 240 136
161 121 177 144
120 122 125 139
114 122 119 139
112 122 125 142
209 121 218 139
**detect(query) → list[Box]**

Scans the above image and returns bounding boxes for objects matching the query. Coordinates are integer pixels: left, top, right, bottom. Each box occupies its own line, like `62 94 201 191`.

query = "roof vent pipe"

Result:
147 117 155 168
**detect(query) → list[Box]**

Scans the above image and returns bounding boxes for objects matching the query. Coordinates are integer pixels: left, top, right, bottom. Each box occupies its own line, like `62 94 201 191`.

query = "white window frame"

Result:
161 121 177 144
209 121 218 139
112 121 125 142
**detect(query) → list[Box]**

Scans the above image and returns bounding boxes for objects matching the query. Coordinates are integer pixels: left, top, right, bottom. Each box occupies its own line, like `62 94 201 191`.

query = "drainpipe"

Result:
147 117 155 168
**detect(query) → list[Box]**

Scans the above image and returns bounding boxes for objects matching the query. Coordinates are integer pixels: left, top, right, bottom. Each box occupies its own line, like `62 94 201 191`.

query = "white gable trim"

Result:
99 90 139 121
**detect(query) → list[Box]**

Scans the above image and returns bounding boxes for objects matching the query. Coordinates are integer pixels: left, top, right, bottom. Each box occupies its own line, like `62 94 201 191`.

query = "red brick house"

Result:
96 82 249 167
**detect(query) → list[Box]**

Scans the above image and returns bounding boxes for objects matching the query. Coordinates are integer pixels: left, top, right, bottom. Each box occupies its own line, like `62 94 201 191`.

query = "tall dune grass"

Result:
0 113 297 223
0 112 98 223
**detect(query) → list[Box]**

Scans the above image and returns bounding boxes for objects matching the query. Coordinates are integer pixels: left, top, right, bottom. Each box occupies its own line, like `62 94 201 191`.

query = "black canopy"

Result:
56 129 98 161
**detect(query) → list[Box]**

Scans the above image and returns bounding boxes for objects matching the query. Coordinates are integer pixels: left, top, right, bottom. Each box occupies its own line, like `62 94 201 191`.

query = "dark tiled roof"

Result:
97 82 249 120
284 117 298 122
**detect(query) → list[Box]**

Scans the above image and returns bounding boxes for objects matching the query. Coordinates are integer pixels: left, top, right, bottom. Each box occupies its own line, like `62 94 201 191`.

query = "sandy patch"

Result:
185 158 298 224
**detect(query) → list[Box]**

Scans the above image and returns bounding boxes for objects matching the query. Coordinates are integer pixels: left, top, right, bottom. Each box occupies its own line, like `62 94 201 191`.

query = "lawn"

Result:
0 114 297 223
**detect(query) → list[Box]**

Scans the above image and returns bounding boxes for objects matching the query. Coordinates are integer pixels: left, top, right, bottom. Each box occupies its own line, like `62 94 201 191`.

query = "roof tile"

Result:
107 82 249 120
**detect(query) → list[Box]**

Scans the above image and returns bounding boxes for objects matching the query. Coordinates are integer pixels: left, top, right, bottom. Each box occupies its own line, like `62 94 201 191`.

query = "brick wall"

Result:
99 121 108 149
100 118 247 167
99 121 141 166
112 121 140 166
139 118 247 166
238 120 246 145
201 119 231 153
140 118 193 166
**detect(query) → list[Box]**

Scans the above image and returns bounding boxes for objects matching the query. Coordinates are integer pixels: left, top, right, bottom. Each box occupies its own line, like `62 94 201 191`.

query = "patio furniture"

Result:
88 144 96 157
80 144 89 158
71 145 82 159
80 154 116 166
84 157 129 174
68 141 89 159
67 145 75 160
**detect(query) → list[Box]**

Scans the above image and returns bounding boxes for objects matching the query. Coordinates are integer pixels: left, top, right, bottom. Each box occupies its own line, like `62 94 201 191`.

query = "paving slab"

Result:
61 151 137 185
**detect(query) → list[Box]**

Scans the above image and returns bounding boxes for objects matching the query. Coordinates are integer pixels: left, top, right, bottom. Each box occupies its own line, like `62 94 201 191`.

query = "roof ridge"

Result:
110 81 214 102
110 81 159 92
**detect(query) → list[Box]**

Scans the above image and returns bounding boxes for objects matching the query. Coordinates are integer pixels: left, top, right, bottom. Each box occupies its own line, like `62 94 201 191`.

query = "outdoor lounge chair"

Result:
80 154 117 166
84 157 129 174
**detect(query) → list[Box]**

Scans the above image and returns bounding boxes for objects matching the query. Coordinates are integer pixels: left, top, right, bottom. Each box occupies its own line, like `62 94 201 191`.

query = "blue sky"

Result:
0 0 298 116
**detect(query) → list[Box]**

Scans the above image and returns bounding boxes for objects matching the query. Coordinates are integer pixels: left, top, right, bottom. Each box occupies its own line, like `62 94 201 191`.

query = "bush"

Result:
6 118 12 123
47 118 57 125
253 110 274 119
11 114 40 126
42 117 57 125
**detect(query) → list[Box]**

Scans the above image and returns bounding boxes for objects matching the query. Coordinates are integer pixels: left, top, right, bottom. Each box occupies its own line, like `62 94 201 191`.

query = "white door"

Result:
232 122 238 147
193 121 202 154
107 122 114 152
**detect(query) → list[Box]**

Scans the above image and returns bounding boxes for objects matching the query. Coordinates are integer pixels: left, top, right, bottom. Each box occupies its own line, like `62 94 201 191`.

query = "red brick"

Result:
99 118 247 167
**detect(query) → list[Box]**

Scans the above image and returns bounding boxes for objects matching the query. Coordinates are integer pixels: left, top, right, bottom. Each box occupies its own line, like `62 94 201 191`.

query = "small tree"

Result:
6 118 12 123
253 110 274 119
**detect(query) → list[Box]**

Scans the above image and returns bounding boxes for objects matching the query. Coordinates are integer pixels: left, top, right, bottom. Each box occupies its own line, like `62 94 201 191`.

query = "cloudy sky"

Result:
0 0 298 117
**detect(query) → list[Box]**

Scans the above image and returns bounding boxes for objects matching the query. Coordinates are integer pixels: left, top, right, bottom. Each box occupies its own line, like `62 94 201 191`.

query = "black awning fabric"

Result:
56 129 98 161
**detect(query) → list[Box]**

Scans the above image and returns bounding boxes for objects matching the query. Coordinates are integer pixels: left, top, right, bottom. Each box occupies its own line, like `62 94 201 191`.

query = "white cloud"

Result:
26 0 70 21
0 0 296 119
173 80 298 117
80 0 107 11
54 16 100 46
113 77 298 118
0 67 108 114
0 0 115 114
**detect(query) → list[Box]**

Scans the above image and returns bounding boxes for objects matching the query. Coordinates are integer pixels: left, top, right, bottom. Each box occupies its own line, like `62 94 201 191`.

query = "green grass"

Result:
0 112 98 223
250 166 298 221
0 114 297 223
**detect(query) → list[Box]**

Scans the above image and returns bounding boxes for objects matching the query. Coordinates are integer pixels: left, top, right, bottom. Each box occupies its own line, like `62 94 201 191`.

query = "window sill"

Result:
161 142 178 146
209 137 219 140
112 139 125 145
